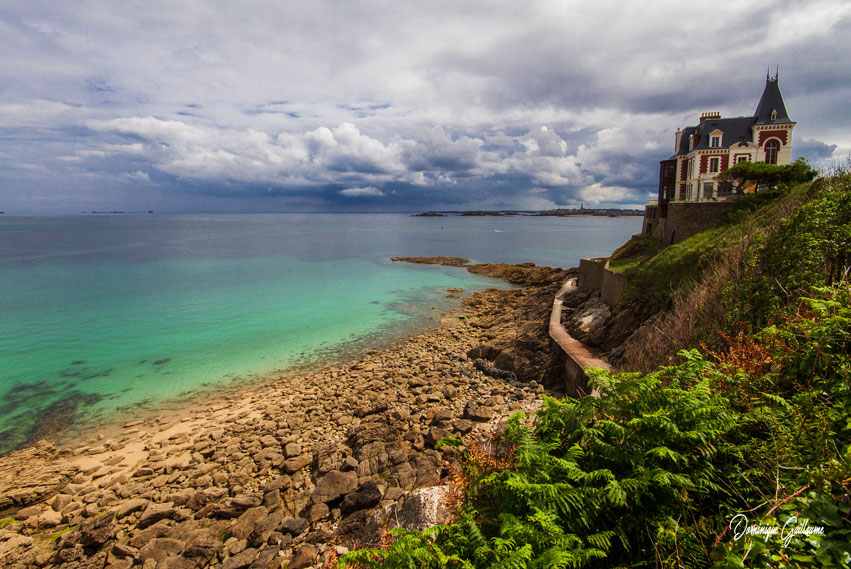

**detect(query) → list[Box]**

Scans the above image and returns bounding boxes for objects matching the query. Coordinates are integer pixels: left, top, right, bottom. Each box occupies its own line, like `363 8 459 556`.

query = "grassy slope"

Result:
615 186 811 314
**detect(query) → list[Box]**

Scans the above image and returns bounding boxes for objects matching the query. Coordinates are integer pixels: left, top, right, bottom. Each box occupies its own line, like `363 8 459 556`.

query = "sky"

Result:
1 1 849 214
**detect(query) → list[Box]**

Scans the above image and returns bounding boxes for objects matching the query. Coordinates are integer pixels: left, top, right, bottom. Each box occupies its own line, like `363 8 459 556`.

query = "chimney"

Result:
699 111 721 123
674 127 682 153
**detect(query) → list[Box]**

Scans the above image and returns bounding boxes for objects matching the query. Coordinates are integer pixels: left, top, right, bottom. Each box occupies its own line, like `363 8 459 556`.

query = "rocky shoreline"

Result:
0 261 573 569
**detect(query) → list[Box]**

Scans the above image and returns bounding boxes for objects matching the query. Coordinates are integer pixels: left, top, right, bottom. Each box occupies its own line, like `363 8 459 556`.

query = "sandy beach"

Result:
0 261 571 569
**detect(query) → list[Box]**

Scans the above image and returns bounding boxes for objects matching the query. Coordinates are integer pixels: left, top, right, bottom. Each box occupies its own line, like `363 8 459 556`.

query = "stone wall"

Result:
578 258 607 292
601 270 629 307
578 257 629 308
662 201 741 245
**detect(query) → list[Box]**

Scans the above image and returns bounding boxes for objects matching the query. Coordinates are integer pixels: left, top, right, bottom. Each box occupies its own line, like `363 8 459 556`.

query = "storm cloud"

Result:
1 1 849 213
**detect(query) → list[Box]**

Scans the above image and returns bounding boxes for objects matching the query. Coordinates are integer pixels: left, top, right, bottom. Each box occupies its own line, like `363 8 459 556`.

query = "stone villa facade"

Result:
643 72 796 243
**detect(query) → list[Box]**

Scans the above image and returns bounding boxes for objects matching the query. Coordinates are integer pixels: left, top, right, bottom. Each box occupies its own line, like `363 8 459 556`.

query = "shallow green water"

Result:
0 213 641 452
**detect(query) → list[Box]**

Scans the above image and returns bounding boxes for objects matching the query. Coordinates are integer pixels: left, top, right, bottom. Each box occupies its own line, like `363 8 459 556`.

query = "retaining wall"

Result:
549 281 607 397
578 257 629 307
661 201 741 245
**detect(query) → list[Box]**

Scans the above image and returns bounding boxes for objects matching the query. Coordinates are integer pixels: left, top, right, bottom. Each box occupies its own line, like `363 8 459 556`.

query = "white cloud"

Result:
120 170 150 182
339 186 385 197
578 183 635 206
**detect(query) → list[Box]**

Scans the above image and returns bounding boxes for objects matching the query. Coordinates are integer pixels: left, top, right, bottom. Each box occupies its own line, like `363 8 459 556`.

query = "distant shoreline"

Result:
413 208 644 218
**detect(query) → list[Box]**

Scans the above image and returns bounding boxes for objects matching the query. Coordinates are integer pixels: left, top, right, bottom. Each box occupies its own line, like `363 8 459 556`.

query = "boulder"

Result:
183 540 221 565
0 440 78 511
129 519 172 549
311 471 357 504
249 548 282 569
280 517 309 535
78 511 116 546
567 296 612 347
284 455 311 473
0 534 36 567
365 486 454 538
112 542 141 559
463 402 494 422
473 359 517 382
138 537 185 562
248 510 284 548
340 481 383 515
283 443 301 458
36 508 62 528
229 506 267 540
221 547 259 569
116 498 149 519
289 544 318 569
138 502 177 528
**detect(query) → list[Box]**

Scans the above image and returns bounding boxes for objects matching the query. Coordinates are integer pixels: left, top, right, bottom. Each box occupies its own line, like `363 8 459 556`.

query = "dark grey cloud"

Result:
794 138 839 166
0 1 849 214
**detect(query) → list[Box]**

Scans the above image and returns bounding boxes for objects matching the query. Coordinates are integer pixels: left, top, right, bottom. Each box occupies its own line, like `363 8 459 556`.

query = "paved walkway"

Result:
548 278 609 397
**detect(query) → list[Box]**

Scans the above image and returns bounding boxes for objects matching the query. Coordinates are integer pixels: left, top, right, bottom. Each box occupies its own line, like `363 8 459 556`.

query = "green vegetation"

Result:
618 224 735 310
0 517 14 529
618 175 825 323
607 235 662 274
342 283 851 568
43 525 76 541
436 436 465 450
340 174 851 568
716 157 818 195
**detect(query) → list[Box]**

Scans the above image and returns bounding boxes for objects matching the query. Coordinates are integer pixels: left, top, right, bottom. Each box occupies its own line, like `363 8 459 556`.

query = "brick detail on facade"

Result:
699 152 727 175
757 129 788 146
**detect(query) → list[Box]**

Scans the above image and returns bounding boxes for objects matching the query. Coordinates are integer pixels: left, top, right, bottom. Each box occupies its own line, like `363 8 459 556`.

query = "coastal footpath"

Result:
0 262 573 569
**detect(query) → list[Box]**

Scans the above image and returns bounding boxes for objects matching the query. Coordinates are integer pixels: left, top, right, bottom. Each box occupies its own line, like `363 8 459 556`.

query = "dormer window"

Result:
770 109 777 121
709 129 723 148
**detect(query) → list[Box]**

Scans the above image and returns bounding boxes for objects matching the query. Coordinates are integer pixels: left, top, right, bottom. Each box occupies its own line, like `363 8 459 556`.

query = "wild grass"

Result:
617 177 832 371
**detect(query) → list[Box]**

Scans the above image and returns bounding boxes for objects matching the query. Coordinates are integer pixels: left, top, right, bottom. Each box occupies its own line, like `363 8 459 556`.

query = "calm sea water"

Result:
0 213 641 453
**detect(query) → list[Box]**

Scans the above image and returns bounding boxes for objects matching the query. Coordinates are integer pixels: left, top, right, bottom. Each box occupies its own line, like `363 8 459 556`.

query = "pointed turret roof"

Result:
754 73 792 124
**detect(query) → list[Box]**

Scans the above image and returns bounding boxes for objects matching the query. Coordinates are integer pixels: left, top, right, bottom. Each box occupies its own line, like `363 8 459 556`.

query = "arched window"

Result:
764 139 779 165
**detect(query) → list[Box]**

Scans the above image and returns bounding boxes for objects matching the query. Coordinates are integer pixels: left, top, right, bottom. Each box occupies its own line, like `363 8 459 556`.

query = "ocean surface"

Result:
0 213 641 453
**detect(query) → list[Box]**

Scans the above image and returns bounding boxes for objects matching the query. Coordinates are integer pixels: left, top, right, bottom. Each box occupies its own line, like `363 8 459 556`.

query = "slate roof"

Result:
754 77 792 124
674 76 793 156
676 117 757 154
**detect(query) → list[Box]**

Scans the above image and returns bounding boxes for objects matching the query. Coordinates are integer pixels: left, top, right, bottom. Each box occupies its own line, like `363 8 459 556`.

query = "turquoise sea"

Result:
0 213 641 453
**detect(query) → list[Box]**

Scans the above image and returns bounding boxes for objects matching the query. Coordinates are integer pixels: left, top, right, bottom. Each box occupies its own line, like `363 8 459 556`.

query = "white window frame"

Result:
764 140 780 165
709 157 720 173
710 135 721 148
